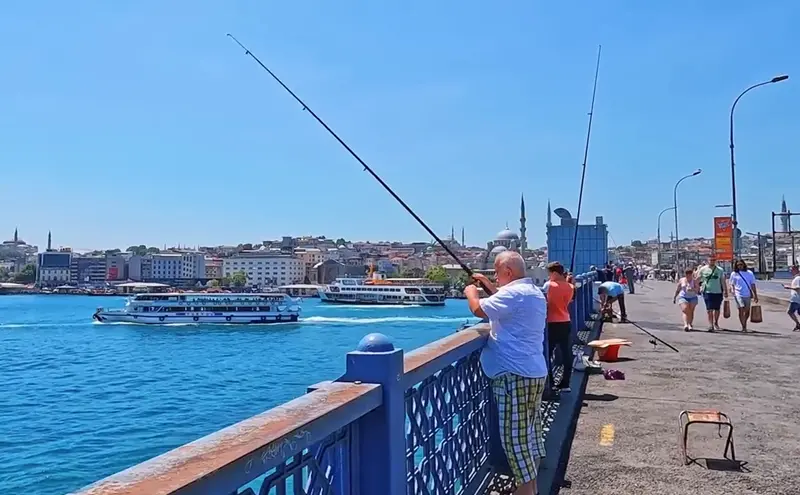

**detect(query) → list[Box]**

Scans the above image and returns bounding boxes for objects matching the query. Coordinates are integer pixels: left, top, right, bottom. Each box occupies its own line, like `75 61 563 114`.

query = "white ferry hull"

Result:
94 311 300 324
318 292 445 306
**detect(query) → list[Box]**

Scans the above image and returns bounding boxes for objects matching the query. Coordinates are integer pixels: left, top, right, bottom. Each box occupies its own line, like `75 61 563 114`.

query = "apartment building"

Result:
222 252 304 287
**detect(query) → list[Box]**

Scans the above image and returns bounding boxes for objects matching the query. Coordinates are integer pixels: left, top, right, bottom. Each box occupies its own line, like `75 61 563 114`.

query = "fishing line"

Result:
569 45 602 273
227 34 490 291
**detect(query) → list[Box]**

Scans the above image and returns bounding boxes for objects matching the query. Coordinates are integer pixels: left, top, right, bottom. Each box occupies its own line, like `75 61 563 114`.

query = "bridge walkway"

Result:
563 281 800 495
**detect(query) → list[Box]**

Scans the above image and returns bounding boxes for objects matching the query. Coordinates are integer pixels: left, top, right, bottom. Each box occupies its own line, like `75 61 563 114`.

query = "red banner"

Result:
713 216 734 261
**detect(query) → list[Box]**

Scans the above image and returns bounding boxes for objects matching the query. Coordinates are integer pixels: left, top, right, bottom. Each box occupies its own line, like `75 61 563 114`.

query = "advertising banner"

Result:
713 216 734 261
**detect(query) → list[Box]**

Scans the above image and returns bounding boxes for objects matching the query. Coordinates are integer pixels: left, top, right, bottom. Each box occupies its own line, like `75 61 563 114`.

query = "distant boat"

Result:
93 292 301 324
318 271 445 306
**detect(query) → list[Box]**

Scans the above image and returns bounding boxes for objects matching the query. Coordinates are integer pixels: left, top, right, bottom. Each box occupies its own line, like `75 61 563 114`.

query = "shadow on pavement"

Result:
688 457 750 473
583 393 619 402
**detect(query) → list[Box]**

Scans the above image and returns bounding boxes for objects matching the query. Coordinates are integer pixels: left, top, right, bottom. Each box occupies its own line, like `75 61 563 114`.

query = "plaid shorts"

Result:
492 373 547 484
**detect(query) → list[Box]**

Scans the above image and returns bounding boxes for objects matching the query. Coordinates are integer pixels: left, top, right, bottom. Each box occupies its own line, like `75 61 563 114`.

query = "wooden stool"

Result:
679 409 736 465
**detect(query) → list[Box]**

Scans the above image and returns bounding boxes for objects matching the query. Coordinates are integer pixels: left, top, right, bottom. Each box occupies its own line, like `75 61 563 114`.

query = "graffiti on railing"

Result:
237 426 352 495
405 350 491 494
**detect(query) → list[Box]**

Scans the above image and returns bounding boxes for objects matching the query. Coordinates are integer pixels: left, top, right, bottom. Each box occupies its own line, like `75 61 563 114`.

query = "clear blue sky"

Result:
2 1 797 251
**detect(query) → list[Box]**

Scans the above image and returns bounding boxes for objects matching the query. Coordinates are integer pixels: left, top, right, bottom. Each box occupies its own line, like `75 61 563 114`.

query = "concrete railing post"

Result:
337 333 406 495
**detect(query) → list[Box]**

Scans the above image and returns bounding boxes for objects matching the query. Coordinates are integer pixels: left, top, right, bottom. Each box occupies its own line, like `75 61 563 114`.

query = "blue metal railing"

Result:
72 272 597 495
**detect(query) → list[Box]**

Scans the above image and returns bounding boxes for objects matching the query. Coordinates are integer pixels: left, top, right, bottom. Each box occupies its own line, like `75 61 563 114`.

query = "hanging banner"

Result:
714 216 734 261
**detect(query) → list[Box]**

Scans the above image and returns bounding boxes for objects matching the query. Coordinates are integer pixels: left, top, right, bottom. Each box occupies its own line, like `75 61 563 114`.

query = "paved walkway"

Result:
563 281 800 495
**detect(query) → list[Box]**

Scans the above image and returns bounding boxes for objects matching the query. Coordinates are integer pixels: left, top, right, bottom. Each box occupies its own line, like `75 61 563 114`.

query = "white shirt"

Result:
478 277 548 379
790 276 800 304
729 270 756 298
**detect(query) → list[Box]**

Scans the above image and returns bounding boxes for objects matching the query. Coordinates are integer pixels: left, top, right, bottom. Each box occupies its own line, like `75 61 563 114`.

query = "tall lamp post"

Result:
657 206 676 268
674 169 703 270
730 75 789 256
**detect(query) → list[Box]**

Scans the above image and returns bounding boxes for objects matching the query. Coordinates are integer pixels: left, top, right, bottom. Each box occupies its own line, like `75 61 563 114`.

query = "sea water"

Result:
0 295 477 494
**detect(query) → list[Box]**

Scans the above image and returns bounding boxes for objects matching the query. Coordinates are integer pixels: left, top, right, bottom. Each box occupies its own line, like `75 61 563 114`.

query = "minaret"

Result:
47 231 52 251
781 196 789 232
546 200 553 228
461 227 465 247
519 194 527 256
451 225 455 242
13 228 18 243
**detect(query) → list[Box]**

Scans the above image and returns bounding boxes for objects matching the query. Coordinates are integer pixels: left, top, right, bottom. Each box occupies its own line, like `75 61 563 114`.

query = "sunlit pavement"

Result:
562 281 800 495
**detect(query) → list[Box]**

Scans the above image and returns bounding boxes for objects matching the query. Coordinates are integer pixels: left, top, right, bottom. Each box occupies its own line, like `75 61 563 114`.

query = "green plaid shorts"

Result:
492 373 547 484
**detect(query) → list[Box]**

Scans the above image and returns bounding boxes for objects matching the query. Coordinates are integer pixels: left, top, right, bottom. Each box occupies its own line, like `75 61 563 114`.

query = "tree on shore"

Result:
207 279 221 288
230 271 248 288
13 264 36 284
425 265 451 290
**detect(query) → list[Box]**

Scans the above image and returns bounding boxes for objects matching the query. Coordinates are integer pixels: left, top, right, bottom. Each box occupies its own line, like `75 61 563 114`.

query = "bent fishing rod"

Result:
569 45 602 274
227 34 490 290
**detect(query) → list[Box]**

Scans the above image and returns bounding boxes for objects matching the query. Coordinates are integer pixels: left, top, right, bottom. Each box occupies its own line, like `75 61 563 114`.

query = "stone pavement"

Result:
562 281 800 495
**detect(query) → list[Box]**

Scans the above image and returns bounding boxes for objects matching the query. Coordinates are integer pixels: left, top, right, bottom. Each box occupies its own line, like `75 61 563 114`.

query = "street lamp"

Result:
730 74 789 256
657 206 676 268
674 169 702 270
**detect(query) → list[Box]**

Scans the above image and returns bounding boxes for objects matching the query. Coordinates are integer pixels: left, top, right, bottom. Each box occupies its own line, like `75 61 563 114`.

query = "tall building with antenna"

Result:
519 194 527 257
781 196 790 232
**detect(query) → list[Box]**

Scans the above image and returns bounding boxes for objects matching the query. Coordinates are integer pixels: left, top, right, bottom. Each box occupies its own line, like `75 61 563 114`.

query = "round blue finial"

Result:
357 333 394 352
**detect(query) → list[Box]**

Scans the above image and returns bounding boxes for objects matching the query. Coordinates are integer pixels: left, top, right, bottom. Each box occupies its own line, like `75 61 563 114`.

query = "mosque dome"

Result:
490 245 508 255
496 228 519 241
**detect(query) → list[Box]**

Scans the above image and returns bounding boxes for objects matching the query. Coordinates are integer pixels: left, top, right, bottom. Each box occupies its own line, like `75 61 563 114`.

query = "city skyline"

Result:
2 2 798 249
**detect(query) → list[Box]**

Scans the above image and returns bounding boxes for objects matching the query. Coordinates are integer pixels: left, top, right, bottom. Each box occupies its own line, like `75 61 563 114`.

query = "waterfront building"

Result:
150 253 183 279
294 247 327 283
105 253 127 281
70 255 107 286
204 257 223 280
180 252 206 279
222 252 304 287
37 250 72 286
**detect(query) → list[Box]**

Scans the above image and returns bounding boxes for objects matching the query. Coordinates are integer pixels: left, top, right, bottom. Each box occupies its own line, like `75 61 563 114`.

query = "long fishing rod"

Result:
569 45 602 274
227 34 489 290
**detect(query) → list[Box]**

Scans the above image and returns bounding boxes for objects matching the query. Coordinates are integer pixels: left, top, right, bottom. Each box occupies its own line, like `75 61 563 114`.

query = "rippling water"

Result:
0 295 476 494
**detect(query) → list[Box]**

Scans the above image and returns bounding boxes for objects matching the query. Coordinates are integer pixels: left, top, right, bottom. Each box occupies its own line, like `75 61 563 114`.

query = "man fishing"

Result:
597 280 628 322
464 251 547 495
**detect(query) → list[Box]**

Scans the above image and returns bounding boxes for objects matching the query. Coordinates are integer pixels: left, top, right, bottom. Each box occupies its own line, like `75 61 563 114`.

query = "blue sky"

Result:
1 1 797 251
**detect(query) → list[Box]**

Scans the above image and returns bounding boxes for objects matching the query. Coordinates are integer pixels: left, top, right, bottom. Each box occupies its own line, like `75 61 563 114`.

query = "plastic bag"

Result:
750 304 762 323
723 299 731 319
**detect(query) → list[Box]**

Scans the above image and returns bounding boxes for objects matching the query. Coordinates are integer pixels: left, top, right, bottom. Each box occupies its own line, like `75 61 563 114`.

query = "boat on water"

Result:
93 292 301 324
318 271 446 306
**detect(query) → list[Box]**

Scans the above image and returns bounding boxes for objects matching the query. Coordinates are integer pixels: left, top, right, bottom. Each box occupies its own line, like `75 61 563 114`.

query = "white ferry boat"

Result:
93 292 301 324
318 272 446 306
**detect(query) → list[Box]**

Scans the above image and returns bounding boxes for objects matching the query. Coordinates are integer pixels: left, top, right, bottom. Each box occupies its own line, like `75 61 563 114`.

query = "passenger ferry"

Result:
93 292 301 324
318 271 446 306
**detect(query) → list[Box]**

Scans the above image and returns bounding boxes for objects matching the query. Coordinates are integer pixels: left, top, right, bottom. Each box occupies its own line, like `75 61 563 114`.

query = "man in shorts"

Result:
697 257 728 331
465 251 547 495
785 273 800 331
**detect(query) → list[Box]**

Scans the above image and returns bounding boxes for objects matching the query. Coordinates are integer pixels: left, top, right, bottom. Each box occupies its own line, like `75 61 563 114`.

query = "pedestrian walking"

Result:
673 268 699 331
542 262 574 394
464 251 547 495
784 273 800 331
697 257 727 332
624 264 636 294
729 259 759 332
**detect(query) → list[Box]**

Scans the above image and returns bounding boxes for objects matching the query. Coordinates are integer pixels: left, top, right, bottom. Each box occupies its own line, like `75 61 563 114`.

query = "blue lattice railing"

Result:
404 350 491 495
71 272 598 495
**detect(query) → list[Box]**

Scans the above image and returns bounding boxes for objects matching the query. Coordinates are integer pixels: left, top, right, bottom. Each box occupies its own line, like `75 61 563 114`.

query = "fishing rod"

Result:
227 34 490 291
569 45 602 274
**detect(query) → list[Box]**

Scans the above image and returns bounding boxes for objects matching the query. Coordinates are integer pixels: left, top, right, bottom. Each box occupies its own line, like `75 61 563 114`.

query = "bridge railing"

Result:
72 272 597 495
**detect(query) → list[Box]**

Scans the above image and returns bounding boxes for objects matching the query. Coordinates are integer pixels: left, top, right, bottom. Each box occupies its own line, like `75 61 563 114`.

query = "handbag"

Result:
750 304 763 323
743 270 761 323
723 299 731 319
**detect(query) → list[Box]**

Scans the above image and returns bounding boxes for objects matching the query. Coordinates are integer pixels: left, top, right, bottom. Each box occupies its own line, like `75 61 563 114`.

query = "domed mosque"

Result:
479 195 528 269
